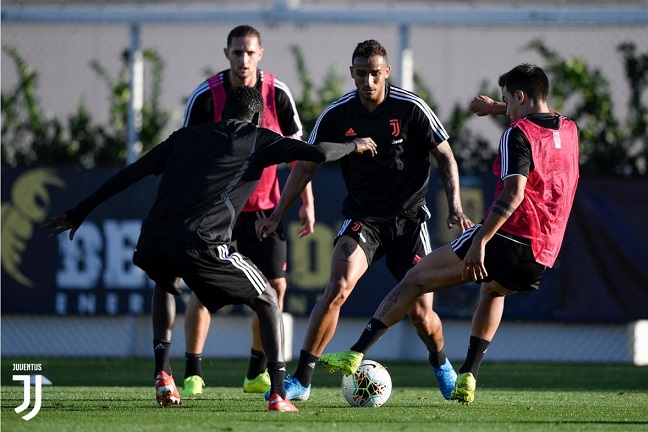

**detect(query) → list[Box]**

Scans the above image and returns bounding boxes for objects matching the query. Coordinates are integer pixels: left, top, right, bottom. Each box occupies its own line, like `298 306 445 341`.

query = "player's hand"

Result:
469 95 497 117
297 204 315 238
353 137 378 156
255 216 280 241
447 210 474 233
461 242 488 282
41 213 78 240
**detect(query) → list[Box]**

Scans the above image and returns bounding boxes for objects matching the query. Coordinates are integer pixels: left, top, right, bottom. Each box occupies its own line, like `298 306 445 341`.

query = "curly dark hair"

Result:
222 86 263 122
352 39 388 63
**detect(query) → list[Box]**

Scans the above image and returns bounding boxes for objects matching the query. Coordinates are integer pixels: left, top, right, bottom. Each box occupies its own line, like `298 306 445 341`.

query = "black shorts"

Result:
335 206 432 281
133 238 268 312
451 224 546 291
234 210 287 280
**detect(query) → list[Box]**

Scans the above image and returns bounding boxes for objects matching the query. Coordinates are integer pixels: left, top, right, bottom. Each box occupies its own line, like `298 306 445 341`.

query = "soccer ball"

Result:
341 359 392 407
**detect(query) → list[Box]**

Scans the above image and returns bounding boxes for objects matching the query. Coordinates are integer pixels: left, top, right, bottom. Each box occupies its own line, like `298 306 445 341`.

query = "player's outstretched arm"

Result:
470 94 560 117
42 213 78 240
256 160 318 241
469 95 506 117
256 137 377 241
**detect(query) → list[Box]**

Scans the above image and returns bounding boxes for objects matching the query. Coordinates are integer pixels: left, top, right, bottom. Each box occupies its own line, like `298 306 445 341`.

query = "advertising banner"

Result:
2 166 647 322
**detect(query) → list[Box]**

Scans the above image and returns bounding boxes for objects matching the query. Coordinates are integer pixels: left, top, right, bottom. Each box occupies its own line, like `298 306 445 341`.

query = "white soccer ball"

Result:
341 359 392 407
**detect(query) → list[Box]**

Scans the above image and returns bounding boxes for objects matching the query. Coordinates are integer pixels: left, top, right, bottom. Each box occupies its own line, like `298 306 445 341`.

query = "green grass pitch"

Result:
2 358 647 431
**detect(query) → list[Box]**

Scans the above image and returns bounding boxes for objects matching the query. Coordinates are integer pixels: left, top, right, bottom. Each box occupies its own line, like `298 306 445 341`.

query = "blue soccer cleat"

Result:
433 358 458 400
264 374 311 401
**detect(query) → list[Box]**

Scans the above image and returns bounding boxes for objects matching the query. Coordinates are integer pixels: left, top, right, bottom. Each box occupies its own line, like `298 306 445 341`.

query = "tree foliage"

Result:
2 41 646 177
1 46 169 167
472 40 647 176
290 45 347 138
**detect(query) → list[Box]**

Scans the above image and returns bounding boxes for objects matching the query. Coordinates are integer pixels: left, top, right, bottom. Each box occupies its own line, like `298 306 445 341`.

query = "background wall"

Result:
3 3 648 147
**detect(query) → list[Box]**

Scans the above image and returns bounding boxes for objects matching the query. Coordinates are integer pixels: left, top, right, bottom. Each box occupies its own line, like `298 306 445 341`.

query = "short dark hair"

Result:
227 25 261 48
498 63 549 102
352 40 388 63
222 86 263 122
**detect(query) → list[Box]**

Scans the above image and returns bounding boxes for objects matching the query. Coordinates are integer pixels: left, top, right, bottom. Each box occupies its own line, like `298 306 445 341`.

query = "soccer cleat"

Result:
267 393 299 412
180 375 205 396
319 350 364 376
264 375 311 401
451 372 477 404
155 371 181 407
243 370 271 393
433 358 458 400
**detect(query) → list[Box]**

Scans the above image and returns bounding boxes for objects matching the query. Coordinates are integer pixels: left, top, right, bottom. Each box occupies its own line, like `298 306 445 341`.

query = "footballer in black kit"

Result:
255 40 471 401
65 117 364 309
309 84 450 278
311 84 448 220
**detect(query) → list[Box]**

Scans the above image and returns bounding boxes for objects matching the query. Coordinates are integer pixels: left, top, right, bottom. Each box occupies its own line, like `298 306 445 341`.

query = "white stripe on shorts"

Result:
419 221 432 255
217 245 266 295
451 224 482 251
418 205 432 255
337 219 352 237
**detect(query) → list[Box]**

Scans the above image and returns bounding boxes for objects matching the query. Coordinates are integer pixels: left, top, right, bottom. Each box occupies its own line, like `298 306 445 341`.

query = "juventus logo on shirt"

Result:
389 119 401 137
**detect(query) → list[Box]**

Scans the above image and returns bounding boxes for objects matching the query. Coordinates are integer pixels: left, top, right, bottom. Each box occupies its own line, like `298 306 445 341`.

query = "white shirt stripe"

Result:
308 90 356 144
499 127 513 178
390 86 449 142
182 80 212 127
273 75 304 138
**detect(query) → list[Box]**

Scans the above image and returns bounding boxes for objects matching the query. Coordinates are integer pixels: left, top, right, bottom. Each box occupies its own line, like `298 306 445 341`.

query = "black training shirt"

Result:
308 84 449 221
66 121 356 248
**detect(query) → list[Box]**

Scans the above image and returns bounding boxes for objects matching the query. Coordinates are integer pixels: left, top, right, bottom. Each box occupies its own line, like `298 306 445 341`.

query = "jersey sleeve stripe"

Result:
499 127 513 178
274 77 304 138
390 87 449 143
182 80 211 127
308 90 356 144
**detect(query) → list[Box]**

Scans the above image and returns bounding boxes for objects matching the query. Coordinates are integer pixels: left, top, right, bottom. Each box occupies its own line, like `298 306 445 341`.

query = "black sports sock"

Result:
184 352 203 379
458 336 491 379
153 339 172 378
428 349 448 369
293 350 319 387
267 361 287 398
246 348 267 380
350 318 389 353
